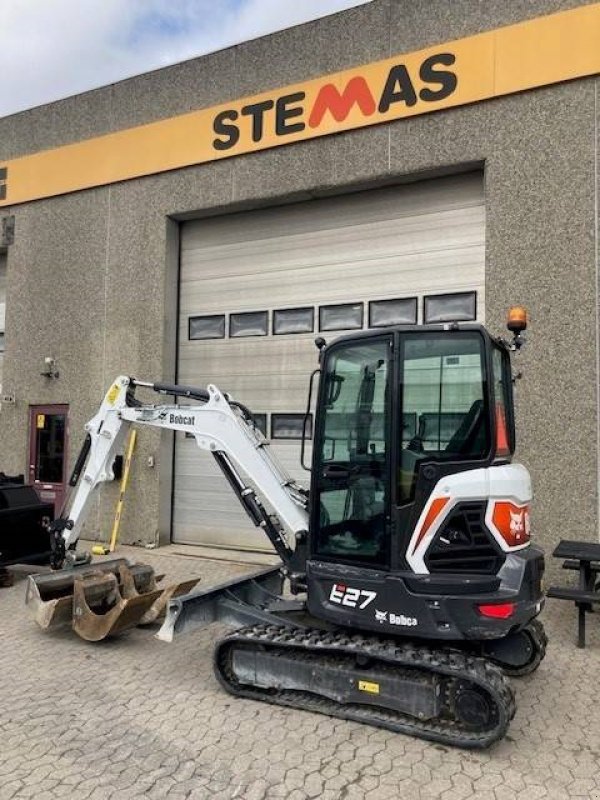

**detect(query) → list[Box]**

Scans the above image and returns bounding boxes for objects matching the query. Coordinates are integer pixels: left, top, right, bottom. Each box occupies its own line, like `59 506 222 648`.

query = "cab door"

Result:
311 335 393 568
28 405 68 515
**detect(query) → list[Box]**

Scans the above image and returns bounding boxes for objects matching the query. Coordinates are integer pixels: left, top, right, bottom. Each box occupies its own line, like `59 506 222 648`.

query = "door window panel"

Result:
188 315 225 340
273 307 314 335
230 311 268 337
34 414 66 483
424 292 476 323
399 334 489 503
315 338 391 565
369 298 417 327
319 303 363 332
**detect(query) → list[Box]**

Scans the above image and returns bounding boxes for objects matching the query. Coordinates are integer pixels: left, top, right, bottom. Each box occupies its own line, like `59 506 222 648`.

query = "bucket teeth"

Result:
25 558 199 641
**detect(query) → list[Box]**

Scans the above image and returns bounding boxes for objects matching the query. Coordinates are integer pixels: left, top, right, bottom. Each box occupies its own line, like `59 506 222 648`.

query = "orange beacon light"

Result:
507 306 527 334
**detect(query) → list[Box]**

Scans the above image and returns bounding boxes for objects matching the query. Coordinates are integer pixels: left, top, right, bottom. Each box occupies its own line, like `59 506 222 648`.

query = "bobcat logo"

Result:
375 610 387 624
510 510 524 534
510 509 531 540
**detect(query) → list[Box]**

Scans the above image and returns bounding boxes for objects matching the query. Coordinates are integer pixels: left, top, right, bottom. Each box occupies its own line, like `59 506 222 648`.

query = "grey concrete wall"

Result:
0 0 597 560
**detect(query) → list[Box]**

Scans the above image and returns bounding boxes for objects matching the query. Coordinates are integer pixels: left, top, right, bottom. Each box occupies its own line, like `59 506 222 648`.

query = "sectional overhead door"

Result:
173 172 485 550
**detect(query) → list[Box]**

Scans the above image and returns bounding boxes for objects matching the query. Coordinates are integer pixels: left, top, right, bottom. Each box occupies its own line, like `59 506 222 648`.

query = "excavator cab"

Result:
306 324 545 645
311 326 503 567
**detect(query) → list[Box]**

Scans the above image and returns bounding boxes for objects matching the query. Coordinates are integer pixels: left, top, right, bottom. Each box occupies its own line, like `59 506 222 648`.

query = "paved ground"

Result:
1 545 599 800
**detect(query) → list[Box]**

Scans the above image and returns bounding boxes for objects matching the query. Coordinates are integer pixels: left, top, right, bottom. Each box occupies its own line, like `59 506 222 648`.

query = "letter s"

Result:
419 53 457 102
213 110 240 151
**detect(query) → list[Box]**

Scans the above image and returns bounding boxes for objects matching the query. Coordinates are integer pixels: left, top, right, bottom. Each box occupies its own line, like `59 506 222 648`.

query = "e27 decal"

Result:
329 583 377 609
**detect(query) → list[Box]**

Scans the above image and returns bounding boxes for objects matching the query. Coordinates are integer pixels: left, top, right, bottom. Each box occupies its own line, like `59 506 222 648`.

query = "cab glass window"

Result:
399 333 489 503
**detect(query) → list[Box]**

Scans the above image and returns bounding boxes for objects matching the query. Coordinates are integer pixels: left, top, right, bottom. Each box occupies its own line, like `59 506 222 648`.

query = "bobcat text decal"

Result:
169 414 196 426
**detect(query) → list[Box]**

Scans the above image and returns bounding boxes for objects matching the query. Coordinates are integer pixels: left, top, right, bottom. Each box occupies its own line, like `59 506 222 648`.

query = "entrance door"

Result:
29 405 68 515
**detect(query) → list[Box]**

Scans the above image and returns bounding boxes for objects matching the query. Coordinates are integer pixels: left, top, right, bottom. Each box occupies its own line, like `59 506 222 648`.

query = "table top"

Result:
553 539 600 561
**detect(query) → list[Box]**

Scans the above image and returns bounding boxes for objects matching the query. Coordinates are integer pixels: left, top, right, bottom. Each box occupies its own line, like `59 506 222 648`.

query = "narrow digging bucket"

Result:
25 558 199 641
71 568 164 641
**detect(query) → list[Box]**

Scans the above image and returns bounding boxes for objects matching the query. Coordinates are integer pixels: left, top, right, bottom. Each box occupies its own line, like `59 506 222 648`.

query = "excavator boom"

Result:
27 375 310 639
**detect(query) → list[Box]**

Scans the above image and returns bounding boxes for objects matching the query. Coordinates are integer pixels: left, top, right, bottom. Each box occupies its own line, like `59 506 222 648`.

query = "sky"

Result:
0 0 372 118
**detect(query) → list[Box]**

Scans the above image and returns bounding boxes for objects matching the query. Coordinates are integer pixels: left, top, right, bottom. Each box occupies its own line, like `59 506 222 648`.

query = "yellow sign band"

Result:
0 3 599 207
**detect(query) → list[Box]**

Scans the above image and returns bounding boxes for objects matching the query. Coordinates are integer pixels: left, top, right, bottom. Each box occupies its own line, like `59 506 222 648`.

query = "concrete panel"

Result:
389 0 598 54
0 87 115 162
0 189 110 534
110 48 237 131
234 0 391 96
88 159 236 544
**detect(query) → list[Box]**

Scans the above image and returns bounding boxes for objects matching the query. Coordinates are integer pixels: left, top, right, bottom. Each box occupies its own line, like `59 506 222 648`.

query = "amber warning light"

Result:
507 306 527 334
506 306 527 351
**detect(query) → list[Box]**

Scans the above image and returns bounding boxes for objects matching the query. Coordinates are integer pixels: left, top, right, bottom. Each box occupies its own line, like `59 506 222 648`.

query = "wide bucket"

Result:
25 558 199 641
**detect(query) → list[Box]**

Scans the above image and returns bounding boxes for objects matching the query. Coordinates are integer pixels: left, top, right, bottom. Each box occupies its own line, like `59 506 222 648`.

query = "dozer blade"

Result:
138 578 200 626
26 558 201 641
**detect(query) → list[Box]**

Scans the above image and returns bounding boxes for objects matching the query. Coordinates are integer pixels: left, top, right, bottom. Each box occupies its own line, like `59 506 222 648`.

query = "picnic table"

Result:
547 539 600 647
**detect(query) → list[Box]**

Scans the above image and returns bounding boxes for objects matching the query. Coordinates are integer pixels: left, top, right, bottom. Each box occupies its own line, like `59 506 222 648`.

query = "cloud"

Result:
0 0 372 117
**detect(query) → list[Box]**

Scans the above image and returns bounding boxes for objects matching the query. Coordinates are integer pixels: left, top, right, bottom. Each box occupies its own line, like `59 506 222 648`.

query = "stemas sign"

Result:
0 3 599 207
212 53 457 151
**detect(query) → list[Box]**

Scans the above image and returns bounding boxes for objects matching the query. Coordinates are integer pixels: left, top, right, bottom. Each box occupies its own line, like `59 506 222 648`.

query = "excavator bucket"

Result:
25 558 199 641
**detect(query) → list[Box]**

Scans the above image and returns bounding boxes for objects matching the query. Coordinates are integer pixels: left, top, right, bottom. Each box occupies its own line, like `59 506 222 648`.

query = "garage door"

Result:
172 172 485 551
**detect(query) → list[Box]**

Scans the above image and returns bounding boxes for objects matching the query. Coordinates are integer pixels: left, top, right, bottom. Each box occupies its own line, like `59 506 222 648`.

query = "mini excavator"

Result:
27 310 546 748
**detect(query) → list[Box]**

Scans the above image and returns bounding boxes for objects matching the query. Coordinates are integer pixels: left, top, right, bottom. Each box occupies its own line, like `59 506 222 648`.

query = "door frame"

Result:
28 403 69 515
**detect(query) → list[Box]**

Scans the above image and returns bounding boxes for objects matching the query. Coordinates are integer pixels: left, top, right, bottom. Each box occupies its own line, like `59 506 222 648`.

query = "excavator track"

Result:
214 624 516 749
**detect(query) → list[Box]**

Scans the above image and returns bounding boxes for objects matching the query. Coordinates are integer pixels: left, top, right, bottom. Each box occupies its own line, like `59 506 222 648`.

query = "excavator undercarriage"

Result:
155 564 545 748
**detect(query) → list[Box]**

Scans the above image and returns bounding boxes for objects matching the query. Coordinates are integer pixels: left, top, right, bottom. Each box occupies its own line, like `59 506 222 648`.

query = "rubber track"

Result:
214 624 516 749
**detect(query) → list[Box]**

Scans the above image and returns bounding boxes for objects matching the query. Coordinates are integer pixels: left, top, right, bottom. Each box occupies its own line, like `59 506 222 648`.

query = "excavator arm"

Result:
50 376 310 571
27 375 310 641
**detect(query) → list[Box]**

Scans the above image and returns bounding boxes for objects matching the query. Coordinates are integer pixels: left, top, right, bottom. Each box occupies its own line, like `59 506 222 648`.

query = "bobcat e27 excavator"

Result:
27 310 546 748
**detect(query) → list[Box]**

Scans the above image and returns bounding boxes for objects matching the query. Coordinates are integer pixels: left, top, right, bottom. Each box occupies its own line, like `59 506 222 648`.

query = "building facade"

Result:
0 0 598 559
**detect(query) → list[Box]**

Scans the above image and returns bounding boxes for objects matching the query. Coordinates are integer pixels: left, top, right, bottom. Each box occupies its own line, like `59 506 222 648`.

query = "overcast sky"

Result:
0 0 371 118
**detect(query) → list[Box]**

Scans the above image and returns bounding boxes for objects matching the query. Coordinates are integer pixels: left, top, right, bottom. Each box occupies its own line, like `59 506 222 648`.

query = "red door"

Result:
29 405 69 516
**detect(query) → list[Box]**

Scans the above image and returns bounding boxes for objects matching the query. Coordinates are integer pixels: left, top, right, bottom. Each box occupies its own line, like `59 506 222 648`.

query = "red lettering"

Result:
308 77 376 128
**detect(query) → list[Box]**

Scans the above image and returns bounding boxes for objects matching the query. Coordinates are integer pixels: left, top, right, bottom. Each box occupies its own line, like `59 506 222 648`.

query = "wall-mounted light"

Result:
41 356 59 379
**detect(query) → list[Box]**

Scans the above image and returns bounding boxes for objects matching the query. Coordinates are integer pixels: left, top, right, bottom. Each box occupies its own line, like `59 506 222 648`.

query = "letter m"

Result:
308 77 376 128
